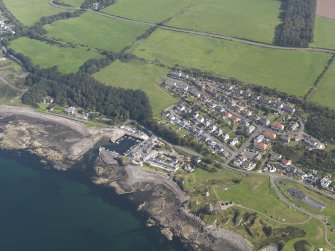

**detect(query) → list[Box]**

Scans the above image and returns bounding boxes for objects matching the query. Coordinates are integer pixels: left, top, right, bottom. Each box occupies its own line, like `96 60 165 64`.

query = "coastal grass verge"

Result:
129 29 331 97
44 12 148 52
9 37 103 73
166 0 282 44
2 0 64 26
93 60 177 117
311 60 335 109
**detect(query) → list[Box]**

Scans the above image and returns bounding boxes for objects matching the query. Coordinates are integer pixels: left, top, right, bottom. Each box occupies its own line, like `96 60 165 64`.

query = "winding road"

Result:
49 0 335 54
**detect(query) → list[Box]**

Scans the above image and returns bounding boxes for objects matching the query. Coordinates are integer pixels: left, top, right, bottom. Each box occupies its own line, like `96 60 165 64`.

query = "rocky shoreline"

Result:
0 106 251 251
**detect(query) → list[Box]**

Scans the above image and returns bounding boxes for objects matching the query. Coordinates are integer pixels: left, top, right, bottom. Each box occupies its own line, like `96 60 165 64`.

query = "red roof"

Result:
264 131 277 139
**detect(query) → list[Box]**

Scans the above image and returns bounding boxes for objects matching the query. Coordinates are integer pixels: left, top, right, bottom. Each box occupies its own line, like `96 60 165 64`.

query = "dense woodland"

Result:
23 68 152 123
277 0 317 47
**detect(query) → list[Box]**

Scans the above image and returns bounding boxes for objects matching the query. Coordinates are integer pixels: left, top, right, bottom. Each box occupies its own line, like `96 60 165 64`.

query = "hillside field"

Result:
313 17 335 49
129 29 331 97
311 60 335 109
9 38 102 73
167 0 282 44
3 0 63 26
94 60 177 117
44 12 147 52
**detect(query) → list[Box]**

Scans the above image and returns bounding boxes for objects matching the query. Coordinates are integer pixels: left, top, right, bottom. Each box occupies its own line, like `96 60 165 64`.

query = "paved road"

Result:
49 0 335 54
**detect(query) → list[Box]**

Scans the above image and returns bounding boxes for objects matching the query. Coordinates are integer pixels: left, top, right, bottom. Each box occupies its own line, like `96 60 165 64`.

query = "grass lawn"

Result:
283 218 330 251
276 179 335 249
9 37 102 73
3 0 63 26
167 0 281 44
217 175 308 223
60 0 83 7
130 29 331 97
102 0 190 23
44 12 147 52
176 168 329 248
311 60 335 109
313 16 335 49
94 60 177 117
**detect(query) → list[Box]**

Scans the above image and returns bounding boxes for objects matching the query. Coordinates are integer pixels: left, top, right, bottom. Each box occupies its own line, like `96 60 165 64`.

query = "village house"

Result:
254 142 268 151
65 107 76 115
254 135 264 143
263 131 277 140
271 121 285 131
229 138 239 147
320 176 332 189
289 122 299 131
282 159 292 166
230 115 241 124
259 117 270 126
246 125 256 134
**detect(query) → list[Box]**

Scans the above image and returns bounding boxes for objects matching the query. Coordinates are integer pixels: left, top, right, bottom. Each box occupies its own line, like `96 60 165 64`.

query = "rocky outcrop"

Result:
92 157 252 251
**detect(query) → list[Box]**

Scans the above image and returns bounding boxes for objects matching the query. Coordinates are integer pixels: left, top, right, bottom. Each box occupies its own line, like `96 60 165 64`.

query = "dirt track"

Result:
317 0 335 19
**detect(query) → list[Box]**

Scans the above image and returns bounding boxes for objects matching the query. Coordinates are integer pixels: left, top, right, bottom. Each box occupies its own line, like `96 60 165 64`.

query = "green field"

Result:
176 168 332 249
313 17 335 49
94 60 177 117
60 0 83 7
45 12 147 52
102 0 190 23
217 175 308 223
129 29 331 97
9 37 102 73
276 179 335 249
167 0 281 44
103 0 281 43
3 0 63 26
312 60 335 109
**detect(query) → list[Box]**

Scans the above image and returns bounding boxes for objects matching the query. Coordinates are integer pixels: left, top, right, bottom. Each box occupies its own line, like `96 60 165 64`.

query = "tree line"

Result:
273 141 335 173
276 0 317 47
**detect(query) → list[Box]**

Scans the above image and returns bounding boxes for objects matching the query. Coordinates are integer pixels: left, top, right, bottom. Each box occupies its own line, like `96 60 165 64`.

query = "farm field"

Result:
313 17 335 49
59 0 83 7
316 0 335 19
9 37 103 73
167 0 281 44
311 60 335 109
94 60 177 117
44 12 147 52
102 0 190 23
129 29 331 97
2 0 63 26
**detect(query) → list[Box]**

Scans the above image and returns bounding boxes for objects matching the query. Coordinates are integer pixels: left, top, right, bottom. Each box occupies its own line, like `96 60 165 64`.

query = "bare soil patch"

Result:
317 0 335 19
